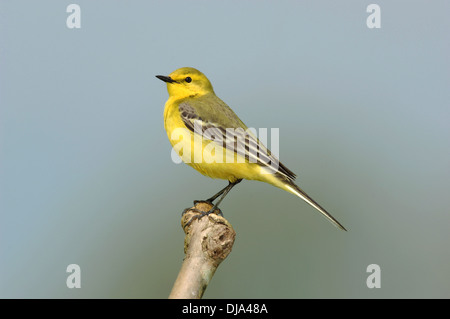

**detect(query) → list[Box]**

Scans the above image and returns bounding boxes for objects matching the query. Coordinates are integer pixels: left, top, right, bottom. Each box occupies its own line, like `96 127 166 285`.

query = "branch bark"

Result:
168 202 236 299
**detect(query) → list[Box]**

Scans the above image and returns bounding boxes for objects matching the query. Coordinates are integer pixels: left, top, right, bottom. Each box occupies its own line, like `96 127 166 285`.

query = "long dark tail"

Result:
282 181 347 231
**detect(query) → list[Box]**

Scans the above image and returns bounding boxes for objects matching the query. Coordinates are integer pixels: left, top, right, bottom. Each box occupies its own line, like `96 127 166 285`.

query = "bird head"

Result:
156 67 215 99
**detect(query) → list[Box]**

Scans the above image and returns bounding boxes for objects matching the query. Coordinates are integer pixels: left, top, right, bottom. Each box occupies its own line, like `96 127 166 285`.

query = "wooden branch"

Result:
168 202 236 299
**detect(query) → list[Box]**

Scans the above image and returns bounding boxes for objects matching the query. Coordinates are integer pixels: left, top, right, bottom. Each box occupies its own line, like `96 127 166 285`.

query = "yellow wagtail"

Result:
156 67 346 231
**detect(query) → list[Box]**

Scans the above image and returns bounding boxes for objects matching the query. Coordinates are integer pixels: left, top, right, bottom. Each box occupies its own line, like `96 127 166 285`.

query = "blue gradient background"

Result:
1 1 449 298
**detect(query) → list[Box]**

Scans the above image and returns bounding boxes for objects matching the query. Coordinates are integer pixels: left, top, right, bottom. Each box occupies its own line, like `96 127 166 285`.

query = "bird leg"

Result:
183 179 242 228
208 179 242 212
192 179 242 206
192 183 228 206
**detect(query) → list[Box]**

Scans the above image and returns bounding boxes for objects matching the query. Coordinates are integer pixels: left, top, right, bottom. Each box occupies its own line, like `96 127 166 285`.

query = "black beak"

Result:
156 75 177 83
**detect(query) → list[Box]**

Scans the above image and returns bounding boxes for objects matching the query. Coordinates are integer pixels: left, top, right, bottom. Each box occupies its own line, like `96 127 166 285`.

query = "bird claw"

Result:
182 207 196 216
182 206 223 229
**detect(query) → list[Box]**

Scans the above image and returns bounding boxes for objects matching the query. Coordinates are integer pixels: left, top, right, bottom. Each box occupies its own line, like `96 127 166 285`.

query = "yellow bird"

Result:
156 67 346 231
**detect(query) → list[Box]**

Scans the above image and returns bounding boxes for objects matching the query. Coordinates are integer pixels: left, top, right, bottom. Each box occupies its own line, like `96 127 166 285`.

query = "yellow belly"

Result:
164 100 266 183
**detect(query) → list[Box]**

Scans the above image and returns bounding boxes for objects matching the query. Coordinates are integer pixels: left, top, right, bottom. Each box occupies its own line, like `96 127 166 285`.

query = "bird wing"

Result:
178 95 296 181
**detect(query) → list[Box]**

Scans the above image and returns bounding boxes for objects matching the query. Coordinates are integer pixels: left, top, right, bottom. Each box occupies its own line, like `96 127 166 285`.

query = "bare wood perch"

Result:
168 202 236 299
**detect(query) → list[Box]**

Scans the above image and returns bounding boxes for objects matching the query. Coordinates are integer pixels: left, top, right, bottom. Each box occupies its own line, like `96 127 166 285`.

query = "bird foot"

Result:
182 206 223 229
192 200 223 216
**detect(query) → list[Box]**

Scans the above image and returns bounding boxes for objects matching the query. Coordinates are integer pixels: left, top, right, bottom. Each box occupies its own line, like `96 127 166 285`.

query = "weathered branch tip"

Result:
169 202 236 299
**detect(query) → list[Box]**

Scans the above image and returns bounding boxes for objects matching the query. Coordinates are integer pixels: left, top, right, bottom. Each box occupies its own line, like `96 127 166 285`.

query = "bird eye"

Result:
185 77 192 83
